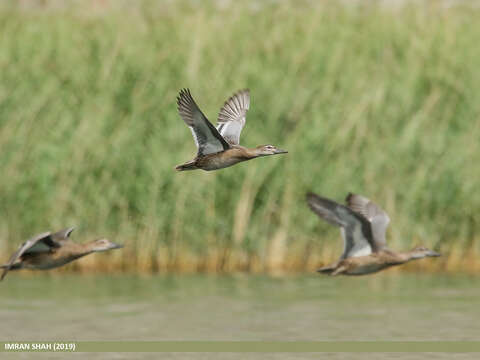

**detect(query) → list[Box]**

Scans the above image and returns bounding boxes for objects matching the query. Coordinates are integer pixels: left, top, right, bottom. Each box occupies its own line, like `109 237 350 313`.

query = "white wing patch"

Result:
341 226 372 258
346 193 391 249
337 207 373 259
189 128 200 149
216 89 250 145
306 193 374 262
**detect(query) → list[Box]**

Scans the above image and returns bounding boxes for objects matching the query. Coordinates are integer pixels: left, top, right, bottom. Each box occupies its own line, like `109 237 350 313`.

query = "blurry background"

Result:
2 2 480 357
0 0 479 274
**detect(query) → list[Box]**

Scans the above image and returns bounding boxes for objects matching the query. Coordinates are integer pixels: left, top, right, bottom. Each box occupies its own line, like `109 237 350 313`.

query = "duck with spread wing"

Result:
306 192 441 276
176 89 287 171
1 227 123 280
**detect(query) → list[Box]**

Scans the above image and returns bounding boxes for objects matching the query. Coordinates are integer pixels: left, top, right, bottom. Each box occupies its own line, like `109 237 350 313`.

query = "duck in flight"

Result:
176 89 287 171
306 192 441 276
1 227 123 280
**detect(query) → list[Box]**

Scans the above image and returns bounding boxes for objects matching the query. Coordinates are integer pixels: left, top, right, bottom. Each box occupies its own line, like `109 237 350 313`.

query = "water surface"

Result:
1 273 478 359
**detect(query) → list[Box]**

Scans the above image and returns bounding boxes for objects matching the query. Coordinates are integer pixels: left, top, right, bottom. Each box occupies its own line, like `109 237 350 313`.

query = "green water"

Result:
1 274 478 359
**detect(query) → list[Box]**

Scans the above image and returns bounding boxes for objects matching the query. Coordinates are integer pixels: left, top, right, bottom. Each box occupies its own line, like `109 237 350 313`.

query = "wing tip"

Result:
57 226 75 238
305 191 316 205
306 193 351 218
240 88 250 108
177 88 192 105
305 192 329 212
177 88 198 124
233 88 250 96
305 192 346 228
223 89 250 109
345 192 355 204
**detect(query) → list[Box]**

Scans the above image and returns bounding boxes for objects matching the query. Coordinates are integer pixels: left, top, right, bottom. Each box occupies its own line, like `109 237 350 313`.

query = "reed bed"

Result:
0 0 479 273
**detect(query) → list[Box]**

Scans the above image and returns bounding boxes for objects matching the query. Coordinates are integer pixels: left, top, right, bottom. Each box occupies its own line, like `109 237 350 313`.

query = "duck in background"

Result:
306 192 441 276
1 227 123 280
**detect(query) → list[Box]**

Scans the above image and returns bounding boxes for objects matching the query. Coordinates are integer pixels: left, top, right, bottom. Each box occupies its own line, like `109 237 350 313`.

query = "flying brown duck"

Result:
176 89 287 171
306 192 441 276
1 227 123 280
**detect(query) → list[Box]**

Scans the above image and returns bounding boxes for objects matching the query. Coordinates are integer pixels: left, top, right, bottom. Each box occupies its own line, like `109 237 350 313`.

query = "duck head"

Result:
254 145 288 157
90 238 124 252
409 246 441 260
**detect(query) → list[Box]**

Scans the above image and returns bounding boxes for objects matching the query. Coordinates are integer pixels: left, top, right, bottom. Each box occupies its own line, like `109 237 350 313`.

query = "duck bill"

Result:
274 148 288 154
111 243 124 250
427 250 441 257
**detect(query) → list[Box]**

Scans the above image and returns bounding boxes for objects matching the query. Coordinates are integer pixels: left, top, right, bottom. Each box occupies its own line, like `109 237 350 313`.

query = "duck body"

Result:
176 89 287 172
176 145 256 171
307 192 441 276
15 242 91 270
318 250 406 276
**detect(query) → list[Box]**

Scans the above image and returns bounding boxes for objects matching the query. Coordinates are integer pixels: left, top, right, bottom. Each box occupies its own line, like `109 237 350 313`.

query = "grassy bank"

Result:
0 1 479 274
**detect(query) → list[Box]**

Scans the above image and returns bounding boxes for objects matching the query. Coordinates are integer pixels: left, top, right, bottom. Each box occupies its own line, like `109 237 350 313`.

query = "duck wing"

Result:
177 89 230 156
306 193 375 260
1 231 60 280
216 89 250 145
346 193 390 250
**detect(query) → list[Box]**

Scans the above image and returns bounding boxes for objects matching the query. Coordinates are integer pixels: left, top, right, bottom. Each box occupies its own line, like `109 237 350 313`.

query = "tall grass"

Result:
0 1 479 273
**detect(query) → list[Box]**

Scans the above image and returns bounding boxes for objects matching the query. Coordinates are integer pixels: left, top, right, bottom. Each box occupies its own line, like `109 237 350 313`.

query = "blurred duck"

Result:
306 192 441 276
175 88 287 171
0 227 123 280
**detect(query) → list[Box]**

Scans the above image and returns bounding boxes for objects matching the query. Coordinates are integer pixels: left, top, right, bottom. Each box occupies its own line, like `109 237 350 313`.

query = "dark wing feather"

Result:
177 89 230 156
306 193 375 260
346 193 390 249
216 89 250 145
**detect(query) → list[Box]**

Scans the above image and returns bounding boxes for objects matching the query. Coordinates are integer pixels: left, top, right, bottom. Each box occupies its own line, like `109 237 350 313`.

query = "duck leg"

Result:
330 264 348 276
316 263 338 275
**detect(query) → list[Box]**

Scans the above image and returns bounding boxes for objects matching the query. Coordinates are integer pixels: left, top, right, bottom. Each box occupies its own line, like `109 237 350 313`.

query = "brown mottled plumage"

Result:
306 192 441 276
176 89 287 171
1 227 123 280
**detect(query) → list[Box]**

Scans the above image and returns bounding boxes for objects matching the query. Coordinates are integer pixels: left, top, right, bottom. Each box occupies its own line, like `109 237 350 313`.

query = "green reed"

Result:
0 1 479 273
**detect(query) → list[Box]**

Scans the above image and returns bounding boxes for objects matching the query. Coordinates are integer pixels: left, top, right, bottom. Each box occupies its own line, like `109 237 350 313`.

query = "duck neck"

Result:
382 249 412 265
242 147 261 159
78 241 99 255
230 146 259 159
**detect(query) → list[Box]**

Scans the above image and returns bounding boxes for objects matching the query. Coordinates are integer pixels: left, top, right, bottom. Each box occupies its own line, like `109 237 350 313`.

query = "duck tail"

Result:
175 161 197 171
